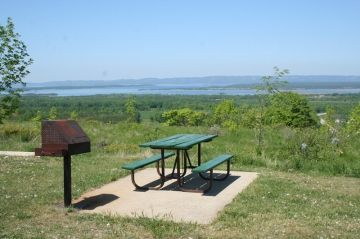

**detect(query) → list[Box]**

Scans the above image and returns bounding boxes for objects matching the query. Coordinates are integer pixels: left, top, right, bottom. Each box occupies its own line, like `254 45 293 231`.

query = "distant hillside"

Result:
25 75 360 90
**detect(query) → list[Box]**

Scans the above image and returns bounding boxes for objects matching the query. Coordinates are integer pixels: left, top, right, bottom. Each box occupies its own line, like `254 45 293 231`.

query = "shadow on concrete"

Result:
73 194 119 210
140 172 240 196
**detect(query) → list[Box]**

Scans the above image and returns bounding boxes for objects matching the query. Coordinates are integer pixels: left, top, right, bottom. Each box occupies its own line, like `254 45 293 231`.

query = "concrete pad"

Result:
0 151 35 157
73 168 258 224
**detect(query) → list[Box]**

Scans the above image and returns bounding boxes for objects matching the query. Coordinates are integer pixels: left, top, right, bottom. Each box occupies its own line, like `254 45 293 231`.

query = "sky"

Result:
1 0 360 82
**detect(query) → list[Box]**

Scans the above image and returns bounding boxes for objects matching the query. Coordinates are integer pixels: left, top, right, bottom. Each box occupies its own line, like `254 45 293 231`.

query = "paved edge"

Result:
0 151 36 157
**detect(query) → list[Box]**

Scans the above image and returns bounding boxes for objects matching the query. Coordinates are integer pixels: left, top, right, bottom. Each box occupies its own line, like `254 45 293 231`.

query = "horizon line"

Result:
27 74 360 84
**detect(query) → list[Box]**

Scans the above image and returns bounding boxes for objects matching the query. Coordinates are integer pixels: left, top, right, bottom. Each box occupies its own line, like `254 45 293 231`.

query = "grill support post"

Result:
63 154 72 207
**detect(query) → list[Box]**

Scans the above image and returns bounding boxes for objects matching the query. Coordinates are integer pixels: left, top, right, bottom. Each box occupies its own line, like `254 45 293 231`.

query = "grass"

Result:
1 120 360 238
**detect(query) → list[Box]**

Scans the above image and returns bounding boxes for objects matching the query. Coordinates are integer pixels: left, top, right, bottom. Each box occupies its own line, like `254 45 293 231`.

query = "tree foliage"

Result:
347 103 360 134
211 100 240 128
0 18 33 123
255 66 289 94
162 108 206 126
125 97 140 123
267 92 318 128
69 110 78 120
32 110 42 122
48 107 58 120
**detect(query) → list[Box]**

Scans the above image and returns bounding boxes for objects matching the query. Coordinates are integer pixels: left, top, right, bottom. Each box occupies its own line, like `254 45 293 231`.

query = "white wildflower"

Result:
331 137 340 145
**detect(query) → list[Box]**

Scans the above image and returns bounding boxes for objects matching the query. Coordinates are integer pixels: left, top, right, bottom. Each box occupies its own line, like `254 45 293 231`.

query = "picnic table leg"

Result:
171 149 180 178
171 158 176 176
130 168 165 190
184 150 194 169
181 150 187 177
198 143 201 166
199 160 231 181
160 149 165 181
181 145 201 169
155 150 168 178
180 169 213 193
170 150 188 179
156 161 161 176
130 150 166 190
176 149 183 186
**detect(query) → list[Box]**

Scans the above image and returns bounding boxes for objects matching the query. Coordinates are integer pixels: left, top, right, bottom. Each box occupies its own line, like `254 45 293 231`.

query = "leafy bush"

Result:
162 108 206 126
125 97 141 123
347 103 360 134
211 100 239 126
241 107 262 128
279 127 346 162
32 110 43 122
69 110 78 120
267 92 318 128
48 107 58 120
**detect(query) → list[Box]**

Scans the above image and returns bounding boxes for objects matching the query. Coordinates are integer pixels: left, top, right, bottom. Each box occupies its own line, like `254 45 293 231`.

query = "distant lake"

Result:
22 86 360 96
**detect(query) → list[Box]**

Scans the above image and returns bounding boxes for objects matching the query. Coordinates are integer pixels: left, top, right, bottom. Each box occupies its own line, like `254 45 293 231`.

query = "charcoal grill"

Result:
35 120 91 207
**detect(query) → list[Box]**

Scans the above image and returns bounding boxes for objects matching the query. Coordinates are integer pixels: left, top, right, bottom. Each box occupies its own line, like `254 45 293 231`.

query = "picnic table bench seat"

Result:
188 154 233 193
122 152 175 170
122 152 175 190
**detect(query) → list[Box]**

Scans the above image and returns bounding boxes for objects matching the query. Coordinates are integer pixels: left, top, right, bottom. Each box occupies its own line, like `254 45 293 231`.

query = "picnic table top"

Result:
139 134 217 150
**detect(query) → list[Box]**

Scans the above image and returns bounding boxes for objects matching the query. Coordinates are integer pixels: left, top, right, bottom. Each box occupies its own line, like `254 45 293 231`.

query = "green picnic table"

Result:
122 134 233 193
140 133 217 171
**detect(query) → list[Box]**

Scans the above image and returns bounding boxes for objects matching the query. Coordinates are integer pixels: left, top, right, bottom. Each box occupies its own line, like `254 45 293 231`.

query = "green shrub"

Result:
125 97 141 123
162 108 207 126
266 92 318 128
278 127 346 162
211 100 239 125
32 110 43 122
347 102 360 134
48 107 58 120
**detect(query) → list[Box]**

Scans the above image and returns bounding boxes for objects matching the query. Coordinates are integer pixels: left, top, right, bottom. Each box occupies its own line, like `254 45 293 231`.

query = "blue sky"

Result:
1 0 360 82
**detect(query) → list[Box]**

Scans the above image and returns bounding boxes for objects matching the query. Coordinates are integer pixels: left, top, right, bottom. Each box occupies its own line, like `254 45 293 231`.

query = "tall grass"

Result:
1 120 359 177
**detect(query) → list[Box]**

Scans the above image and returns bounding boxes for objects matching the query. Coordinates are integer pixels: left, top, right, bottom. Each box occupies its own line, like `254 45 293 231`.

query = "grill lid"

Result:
35 120 91 156
41 120 89 144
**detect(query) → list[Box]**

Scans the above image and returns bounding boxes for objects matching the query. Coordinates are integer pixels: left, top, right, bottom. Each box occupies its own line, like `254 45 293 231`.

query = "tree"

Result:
267 92 317 128
347 103 360 134
211 100 240 131
162 108 206 126
48 107 58 120
0 18 33 123
253 67 289 154
32 110 43 122
69 110 78 120
125 97 140 123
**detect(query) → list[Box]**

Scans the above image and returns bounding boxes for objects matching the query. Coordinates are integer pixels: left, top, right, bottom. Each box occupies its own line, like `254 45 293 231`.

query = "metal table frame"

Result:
139 134 218 191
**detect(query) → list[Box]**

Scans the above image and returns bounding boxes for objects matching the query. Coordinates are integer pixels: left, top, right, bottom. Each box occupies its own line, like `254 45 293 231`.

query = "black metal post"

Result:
198 143 201 166
176 149 182 186
160 149 165 181
63 154 72 207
